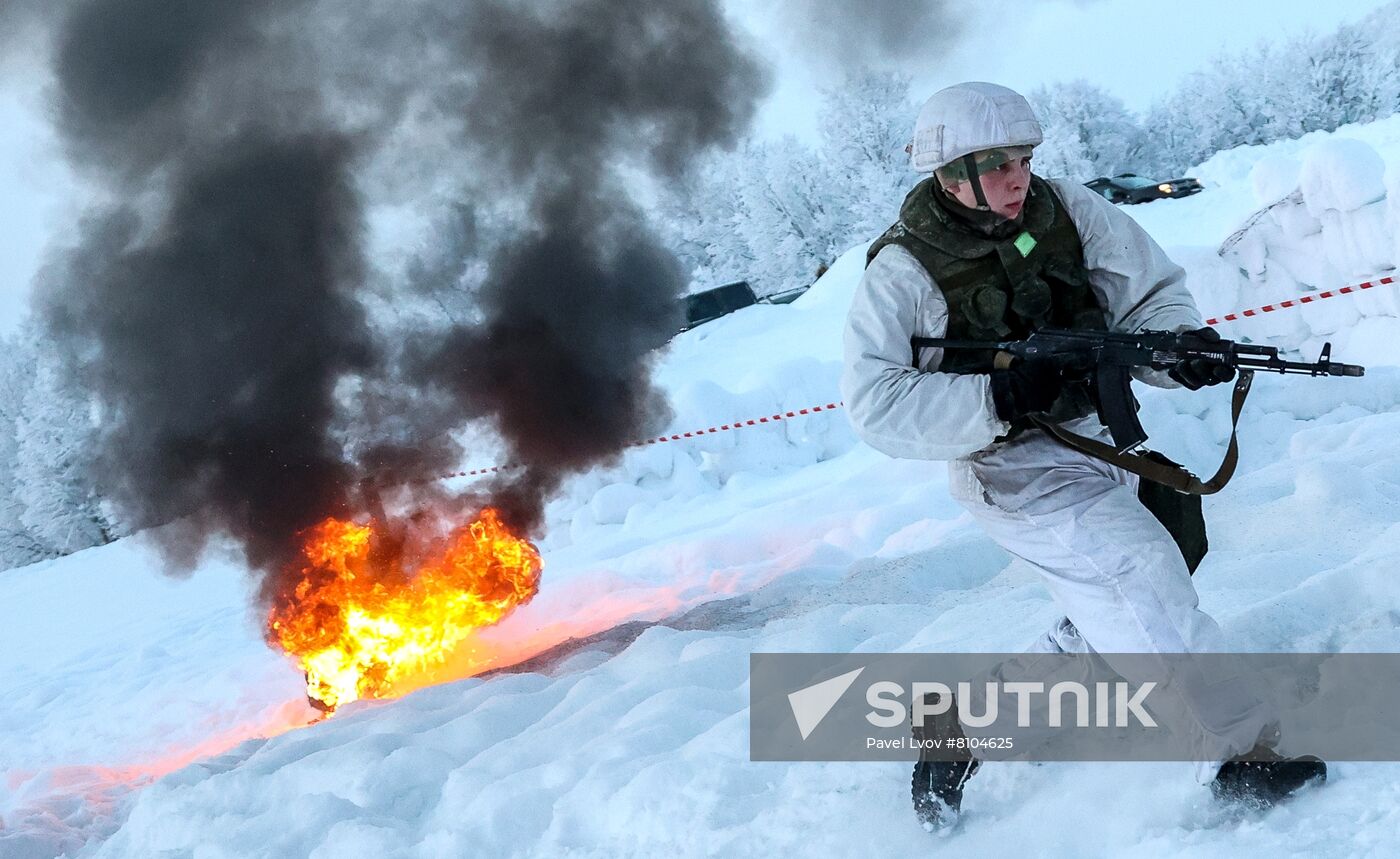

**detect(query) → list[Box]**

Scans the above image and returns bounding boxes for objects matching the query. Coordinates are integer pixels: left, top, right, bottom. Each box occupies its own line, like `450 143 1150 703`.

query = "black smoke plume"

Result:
400 0 767 532
42 134 374 570
772 0 962 71
32 0 767 602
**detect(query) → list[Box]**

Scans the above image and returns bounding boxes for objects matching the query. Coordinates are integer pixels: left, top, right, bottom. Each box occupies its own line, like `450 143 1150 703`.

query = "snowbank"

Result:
66 368 1400 857
1208 116 1400 369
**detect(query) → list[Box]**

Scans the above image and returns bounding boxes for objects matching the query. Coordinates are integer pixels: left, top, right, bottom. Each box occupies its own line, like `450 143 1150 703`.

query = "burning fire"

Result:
268 507 542 712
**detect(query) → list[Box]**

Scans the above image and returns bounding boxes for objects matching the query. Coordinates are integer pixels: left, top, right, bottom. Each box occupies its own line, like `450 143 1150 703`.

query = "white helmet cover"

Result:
910 81 1043 174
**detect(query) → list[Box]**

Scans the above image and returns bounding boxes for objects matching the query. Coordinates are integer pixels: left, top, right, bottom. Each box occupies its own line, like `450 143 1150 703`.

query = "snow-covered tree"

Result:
661 134 840 297
1142 20 1400 175
1140 64 1249 177
731 137 838 296
1298 24 1400 134
1029 80 1143 182
11 339 116 560
815 70 919 246
660 141 761 293
661 71 916 296
0 335 48 570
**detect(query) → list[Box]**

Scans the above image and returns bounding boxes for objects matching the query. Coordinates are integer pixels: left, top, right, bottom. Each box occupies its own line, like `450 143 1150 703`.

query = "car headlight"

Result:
1158 183 1173 193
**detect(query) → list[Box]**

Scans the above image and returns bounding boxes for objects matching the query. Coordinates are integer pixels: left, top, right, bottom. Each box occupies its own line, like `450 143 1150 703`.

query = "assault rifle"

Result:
912 328 1365 493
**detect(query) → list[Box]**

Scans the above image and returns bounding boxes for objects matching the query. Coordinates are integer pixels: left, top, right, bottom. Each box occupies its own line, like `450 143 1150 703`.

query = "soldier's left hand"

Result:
1169 327 1236 390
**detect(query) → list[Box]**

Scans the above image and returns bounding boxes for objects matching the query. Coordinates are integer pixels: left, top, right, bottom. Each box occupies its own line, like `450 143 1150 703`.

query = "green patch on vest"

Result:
1014 231 1037 257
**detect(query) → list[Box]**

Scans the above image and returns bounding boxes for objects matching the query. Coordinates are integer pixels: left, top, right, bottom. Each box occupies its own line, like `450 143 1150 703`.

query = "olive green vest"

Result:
866 175 1107 375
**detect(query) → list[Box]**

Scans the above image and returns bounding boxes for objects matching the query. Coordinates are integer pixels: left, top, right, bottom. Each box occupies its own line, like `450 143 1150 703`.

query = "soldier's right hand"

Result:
990 356 1067 422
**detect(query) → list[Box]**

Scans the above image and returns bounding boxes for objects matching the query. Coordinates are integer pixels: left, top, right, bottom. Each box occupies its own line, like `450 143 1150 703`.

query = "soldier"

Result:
840 81 1326 828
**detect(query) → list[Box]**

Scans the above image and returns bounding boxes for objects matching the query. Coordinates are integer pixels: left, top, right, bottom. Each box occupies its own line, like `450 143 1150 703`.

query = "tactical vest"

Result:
866 175 1107 376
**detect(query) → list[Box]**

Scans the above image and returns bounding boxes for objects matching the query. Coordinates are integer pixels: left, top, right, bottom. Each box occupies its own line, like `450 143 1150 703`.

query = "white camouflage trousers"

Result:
947 428 1274 780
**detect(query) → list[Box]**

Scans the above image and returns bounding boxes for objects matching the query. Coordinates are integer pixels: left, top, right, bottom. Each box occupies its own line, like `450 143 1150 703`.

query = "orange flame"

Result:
268 507 542 712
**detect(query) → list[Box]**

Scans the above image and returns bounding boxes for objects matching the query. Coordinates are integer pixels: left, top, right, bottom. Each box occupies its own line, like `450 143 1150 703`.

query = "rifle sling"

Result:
1028 370 1254 496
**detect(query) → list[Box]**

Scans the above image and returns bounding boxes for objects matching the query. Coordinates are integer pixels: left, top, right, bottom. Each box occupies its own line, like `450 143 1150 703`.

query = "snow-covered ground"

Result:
5 117 1400 858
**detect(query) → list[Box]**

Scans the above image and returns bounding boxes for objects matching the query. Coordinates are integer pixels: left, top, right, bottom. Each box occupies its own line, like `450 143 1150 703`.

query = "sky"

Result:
742 0 1396 139
0 0 1394 336
0 72 73 337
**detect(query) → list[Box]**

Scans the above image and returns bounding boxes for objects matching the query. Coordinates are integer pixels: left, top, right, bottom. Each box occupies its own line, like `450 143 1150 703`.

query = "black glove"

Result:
1168 327 1236 390
990 357 1066 422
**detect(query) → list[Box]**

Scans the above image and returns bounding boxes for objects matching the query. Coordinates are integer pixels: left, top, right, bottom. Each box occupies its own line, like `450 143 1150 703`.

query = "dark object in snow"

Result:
1135 449 1208 574
1212 745 1327 807
680 280 811 333
1085 173 1204 205
910 690 980 830
681 280 758 331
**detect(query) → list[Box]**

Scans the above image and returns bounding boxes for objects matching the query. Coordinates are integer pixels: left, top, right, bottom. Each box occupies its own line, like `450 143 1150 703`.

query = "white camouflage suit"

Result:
841 178 1274 778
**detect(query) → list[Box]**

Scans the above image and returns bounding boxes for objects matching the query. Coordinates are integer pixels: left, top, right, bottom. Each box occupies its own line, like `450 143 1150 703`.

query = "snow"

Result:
1299 138 1388 215
5 116 1400 858
1251 154 1303 207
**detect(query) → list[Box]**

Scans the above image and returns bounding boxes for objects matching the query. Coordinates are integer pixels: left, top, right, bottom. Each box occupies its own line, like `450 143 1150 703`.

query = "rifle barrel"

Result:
1234 355 1365 376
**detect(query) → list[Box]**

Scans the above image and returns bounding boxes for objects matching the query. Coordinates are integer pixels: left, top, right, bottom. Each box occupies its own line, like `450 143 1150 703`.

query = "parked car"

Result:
679 280 811 332
1084 173 1204 205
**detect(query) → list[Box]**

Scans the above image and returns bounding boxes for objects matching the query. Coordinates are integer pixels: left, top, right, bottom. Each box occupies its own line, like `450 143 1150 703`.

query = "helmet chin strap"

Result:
961 153 991 211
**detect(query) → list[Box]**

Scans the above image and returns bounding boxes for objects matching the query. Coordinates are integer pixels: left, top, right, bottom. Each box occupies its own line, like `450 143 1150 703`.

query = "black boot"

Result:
910 692 979 829
1211 743 1327 807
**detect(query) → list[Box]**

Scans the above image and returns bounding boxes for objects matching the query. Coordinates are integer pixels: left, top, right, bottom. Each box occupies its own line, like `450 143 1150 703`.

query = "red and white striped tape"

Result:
445 273 1397 481
1206 275 1396 327
444 402 845 480
638 402 843 445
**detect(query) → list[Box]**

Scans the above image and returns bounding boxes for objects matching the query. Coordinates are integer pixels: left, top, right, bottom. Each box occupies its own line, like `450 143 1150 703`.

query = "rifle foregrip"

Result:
1096 365 1147 453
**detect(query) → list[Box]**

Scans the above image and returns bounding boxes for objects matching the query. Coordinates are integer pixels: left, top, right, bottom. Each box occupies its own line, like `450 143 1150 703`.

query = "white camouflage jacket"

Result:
841 177 1204 462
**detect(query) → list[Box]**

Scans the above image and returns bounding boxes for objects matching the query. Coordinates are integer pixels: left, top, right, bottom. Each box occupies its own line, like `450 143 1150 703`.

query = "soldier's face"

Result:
940 148 1033 220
